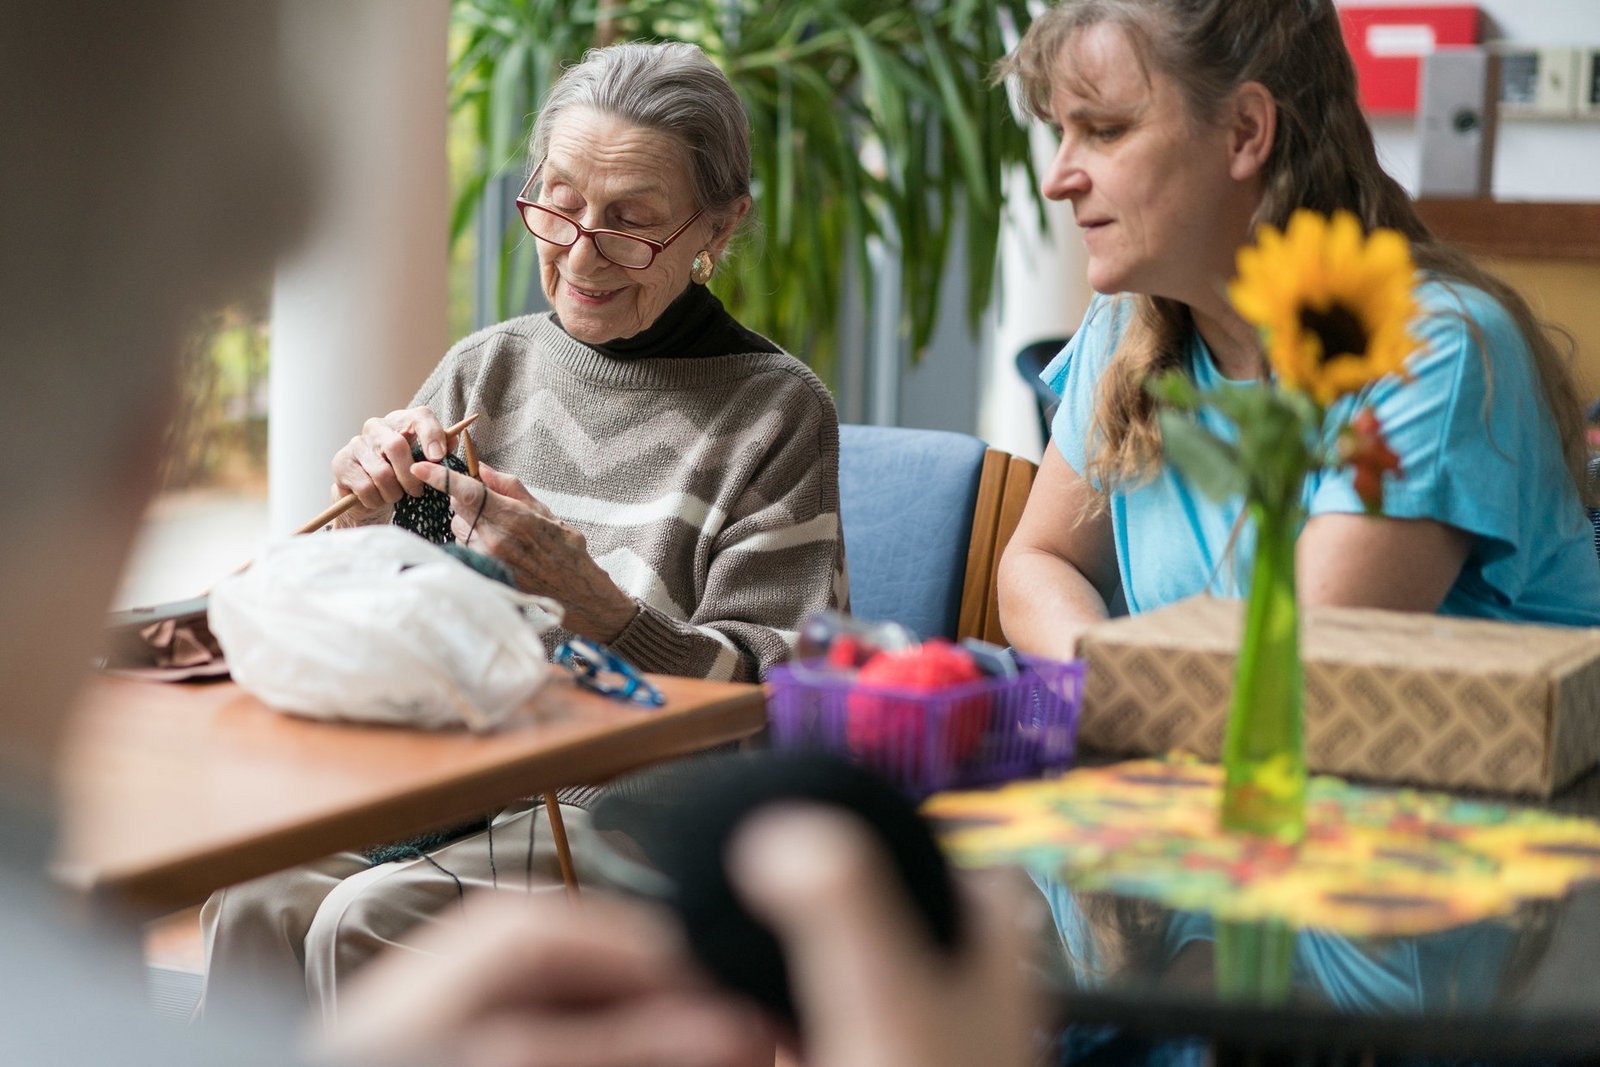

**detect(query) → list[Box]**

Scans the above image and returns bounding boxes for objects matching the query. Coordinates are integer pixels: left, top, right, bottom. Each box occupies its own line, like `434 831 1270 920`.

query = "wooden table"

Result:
54 674 766 914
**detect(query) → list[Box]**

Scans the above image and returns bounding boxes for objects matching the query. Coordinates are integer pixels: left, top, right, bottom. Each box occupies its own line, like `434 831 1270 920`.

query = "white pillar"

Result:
268 0 449 535
982 125 1092 462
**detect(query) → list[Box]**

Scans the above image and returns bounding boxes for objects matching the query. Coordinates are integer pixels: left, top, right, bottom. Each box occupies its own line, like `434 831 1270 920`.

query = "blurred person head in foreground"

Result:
0 1 304 1062
0 0 304 821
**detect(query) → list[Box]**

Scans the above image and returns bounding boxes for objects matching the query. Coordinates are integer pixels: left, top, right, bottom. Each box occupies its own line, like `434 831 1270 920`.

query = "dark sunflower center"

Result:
1298 303 1369 364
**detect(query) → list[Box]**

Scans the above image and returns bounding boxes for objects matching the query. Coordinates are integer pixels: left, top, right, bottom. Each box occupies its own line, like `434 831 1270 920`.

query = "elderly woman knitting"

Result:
198 41 845 1021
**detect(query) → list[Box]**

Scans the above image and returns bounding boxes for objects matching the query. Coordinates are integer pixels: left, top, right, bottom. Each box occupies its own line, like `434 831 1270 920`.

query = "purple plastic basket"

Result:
765 655 1084 797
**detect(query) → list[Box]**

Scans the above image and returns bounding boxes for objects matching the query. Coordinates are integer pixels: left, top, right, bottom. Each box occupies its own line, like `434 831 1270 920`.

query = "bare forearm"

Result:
997 545 1112 661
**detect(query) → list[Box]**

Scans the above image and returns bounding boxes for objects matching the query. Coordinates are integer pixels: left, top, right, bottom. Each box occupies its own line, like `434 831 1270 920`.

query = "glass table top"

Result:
1001 765 1600 1063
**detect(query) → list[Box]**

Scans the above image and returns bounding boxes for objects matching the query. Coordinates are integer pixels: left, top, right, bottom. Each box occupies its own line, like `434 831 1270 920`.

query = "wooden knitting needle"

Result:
294 413 480 535
462 427 480 478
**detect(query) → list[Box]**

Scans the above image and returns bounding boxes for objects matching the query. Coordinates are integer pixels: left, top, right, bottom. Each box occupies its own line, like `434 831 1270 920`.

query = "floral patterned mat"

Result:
924 759 1600 936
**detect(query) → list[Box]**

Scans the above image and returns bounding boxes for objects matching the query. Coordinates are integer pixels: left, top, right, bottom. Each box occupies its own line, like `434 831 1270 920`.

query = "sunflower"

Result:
1228 210 1421 407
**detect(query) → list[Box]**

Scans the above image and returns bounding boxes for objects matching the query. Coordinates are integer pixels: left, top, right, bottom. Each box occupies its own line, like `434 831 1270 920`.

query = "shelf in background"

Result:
1414 199 1600 261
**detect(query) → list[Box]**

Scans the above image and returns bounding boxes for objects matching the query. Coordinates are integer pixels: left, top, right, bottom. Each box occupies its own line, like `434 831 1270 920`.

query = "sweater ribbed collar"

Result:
534 290 790 390
552 283 781 360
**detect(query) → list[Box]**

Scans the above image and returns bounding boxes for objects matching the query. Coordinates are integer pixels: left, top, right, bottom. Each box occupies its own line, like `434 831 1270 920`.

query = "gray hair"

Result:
530 42 752 233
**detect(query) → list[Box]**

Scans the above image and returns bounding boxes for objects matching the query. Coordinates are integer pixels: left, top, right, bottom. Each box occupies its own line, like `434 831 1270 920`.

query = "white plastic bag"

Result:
209 526 563 731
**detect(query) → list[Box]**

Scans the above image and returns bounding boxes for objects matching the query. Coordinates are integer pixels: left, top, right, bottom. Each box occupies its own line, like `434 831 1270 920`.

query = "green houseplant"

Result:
449 0 1039 378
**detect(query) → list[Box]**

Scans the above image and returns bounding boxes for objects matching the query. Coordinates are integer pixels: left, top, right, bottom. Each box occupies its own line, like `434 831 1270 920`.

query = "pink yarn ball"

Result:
845 640 991 777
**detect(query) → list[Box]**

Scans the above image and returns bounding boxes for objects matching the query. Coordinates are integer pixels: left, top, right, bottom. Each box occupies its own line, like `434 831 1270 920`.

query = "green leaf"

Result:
1157 410 1247 503
917 13 988 207
774 67 796 245
448 172 489 246
1204 381 1273 428
1282 387 1325 436
486 39 530 171
1146 370 1199 410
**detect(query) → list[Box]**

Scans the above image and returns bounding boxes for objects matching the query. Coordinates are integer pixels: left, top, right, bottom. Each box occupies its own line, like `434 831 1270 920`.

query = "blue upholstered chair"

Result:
837 425 993 641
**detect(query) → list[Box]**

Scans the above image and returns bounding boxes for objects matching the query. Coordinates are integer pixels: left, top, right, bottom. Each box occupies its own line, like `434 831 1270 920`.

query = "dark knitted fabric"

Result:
362 819 490 867
391 448 468 545
390 446 514 586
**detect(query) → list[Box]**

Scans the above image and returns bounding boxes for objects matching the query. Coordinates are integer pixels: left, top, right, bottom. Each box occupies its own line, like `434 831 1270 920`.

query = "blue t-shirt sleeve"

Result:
1310 283 1533 555
1043 295 1126 485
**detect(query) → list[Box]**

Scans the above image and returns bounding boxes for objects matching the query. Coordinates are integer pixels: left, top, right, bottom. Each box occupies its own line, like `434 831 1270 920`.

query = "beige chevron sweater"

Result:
410 312 847 683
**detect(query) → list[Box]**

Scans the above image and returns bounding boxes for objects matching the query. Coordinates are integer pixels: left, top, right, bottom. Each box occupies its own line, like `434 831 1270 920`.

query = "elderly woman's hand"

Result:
329 406 453 524
412 459 640 643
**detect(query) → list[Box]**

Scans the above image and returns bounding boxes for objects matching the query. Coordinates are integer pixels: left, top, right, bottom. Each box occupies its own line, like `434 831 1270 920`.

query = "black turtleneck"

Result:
553 282 782 360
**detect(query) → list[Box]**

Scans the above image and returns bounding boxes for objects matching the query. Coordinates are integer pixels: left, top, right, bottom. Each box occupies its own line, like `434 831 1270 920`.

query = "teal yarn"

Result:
442 542 514 588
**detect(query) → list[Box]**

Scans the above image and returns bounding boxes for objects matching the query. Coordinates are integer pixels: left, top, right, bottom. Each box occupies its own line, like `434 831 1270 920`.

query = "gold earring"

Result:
691 251 715 284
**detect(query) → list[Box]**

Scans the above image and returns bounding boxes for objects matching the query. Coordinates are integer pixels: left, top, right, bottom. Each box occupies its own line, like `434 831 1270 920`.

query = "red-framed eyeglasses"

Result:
515 162 703 270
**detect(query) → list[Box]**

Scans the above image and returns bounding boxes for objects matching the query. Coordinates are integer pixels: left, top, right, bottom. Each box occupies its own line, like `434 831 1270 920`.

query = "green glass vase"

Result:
1220 500 1307 843
1214 919 1295 1004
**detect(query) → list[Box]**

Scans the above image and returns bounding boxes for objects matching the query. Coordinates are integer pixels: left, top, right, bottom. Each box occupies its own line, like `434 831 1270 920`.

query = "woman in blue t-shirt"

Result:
996 0 1600 660
995 0 1598 1037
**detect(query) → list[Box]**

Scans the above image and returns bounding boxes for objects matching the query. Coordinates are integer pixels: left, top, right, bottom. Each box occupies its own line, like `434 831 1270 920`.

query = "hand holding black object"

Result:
326 752 1038 1067
729 805 1038 1067
592 752 963 1036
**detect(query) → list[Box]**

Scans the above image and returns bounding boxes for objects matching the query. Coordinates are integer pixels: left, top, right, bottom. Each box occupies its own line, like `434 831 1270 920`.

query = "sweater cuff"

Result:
608 602 701 677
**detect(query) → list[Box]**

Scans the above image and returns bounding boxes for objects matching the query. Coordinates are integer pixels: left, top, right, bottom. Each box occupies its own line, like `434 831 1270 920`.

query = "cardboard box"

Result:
1075 596 1600 798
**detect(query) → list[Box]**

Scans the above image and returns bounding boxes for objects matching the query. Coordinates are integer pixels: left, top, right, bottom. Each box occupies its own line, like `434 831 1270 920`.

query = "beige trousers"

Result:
196 800 596 1024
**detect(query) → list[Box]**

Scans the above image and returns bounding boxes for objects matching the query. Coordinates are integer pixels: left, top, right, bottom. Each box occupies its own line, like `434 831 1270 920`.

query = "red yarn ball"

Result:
826 633 870 670
845 640 991 779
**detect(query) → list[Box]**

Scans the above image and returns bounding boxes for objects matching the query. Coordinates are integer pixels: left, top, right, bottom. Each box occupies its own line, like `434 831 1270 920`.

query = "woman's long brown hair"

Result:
998 0 1587 501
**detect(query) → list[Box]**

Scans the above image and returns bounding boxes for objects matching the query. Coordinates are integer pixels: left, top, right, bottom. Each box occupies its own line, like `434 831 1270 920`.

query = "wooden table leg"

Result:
544 793 579 896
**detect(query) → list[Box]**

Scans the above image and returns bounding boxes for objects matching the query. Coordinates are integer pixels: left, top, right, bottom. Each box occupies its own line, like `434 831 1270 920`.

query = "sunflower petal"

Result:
1228 211 1419 406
